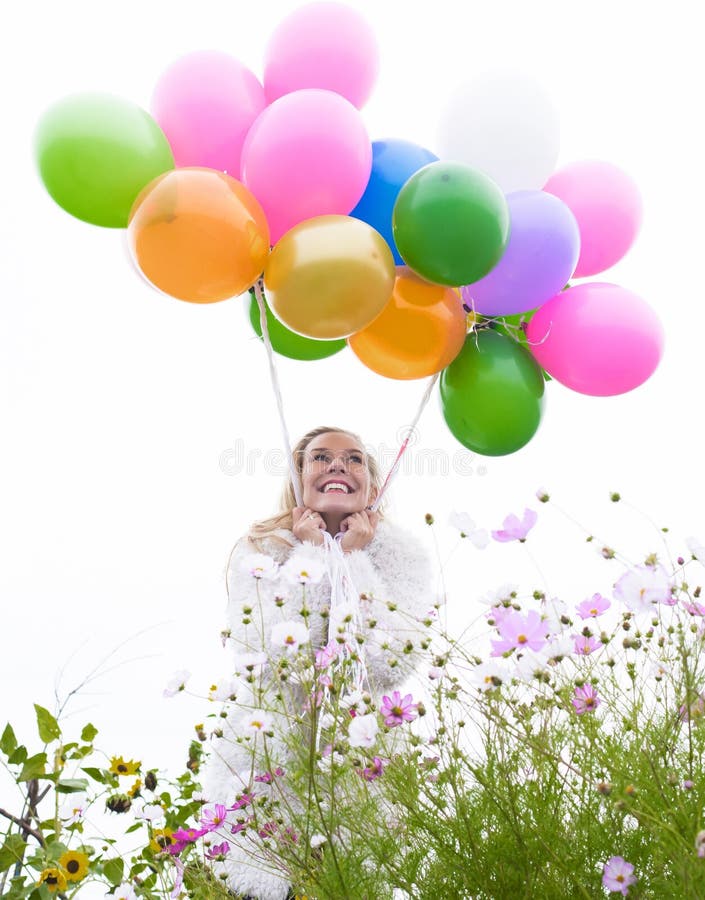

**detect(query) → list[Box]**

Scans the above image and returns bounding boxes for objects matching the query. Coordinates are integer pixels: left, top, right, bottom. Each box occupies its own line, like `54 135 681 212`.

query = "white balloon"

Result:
437 70 560 193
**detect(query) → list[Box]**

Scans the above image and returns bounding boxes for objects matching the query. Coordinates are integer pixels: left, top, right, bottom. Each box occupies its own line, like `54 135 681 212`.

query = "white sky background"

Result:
1 0 704 799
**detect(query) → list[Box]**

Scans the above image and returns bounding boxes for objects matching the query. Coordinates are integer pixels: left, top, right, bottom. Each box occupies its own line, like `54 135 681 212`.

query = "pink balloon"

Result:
526 282 664 396
152 51 265 175
241 89 372 244
544 161 642 277
263 1 379 109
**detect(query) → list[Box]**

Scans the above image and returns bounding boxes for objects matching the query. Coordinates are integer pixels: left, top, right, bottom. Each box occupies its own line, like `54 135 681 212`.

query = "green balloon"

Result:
491 311 552 381
392 161 510 286
35 93 175 228
248 294 346 361
440 329 545 456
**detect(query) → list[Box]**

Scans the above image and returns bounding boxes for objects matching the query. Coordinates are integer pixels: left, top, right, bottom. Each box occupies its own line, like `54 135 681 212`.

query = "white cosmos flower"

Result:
614 564 674 614
208 676 241 702
479 584 519 606
238 710 273 737
271 620 310 653
543 634 575 661
310 833 327 849
686 536 705 565
232 651 268 675
449 510 490 549
282 555 326 584
348 713 379 748
163 669 190 698
110 884 138 900
513 650 551 684
59 794 87 824
134 802 165 822
240 552 279 579
468 660 504 691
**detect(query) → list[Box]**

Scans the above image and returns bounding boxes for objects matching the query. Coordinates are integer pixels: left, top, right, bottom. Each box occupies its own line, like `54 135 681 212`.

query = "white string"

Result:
252 280 303 507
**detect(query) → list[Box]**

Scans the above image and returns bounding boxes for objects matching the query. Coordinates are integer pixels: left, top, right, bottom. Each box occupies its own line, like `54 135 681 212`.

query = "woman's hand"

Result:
339 510 379 553
292 507 326 546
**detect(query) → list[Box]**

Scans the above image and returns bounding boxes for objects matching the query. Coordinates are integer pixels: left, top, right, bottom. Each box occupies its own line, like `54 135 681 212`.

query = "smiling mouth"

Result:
319 482 355 495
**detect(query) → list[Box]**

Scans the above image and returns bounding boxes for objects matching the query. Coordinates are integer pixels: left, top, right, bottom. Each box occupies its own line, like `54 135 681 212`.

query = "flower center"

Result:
517 634 527 644
67 860 79 874
391 706 403 716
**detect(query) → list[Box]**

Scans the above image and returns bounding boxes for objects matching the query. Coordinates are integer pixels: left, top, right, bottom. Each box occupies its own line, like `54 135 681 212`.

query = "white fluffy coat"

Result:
203 519 433 900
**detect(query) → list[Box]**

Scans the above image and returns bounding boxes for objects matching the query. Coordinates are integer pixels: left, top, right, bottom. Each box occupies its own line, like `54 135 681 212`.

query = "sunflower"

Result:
59 849 89 882
109 755 141 776
37 868 67 893
149 828 175 853
127 778 142 798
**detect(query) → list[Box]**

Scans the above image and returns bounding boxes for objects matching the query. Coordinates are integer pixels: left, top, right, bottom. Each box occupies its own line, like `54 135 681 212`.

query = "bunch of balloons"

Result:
34 1 664 457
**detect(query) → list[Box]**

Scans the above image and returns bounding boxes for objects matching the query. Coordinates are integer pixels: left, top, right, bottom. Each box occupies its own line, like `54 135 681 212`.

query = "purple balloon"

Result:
462 190 580 316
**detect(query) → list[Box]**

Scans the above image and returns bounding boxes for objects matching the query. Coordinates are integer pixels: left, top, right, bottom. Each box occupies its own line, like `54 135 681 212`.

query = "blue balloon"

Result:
350 139 438 264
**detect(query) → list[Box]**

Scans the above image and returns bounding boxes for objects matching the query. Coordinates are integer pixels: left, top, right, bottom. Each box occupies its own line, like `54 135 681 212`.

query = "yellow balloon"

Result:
264 215 395 340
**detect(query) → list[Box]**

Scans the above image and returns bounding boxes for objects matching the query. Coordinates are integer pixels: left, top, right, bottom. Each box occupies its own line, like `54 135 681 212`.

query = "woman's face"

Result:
300 431 375 514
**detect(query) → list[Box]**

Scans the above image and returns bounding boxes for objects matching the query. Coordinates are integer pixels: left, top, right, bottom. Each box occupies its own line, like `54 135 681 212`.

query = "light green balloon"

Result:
440 329 545 456
35 92 175 228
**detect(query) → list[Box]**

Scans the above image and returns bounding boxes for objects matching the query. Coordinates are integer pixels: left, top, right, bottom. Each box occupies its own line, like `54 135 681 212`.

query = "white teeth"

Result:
322 482 351 494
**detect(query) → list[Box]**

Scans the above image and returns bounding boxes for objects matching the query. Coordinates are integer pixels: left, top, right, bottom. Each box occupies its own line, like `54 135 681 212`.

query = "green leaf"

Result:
0 834 27 873
0 723 18 757
57 778 89 794
80 723 98 742
125 822 142 834
7 745 27 766
102 857 124 885
81 766 107 784
34 705 61 744
18 752 48 782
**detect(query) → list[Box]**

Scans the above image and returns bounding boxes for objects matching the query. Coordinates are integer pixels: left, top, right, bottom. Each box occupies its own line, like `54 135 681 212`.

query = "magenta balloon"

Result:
544 161 642 278
151 51 265 175
462 190 580 316
241 89 372 244
526 282 664 396
264 2 379 109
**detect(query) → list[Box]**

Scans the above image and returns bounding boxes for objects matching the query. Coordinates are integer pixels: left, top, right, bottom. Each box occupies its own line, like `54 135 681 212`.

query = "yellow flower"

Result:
37 868 67 893
109 755 141 776
59 849 89 882
128 778 142 798
150 828 175 853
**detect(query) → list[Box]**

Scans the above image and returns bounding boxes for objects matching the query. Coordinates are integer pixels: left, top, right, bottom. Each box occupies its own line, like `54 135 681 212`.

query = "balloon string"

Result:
368 371 440 513
252 279 304 507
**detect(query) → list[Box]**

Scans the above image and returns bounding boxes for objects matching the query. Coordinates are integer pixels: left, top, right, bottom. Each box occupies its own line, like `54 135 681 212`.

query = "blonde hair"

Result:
246 425 386 552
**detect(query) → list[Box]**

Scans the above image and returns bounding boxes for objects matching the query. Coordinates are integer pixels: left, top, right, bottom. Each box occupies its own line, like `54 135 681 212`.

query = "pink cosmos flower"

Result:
254 768 285 784
200 804 227 832
572 684 600 715
380 691 418 727
315 641 340 669
576 593 611 619
683 600 705 617
228 793 253 812
491 508 537 543
573 634 600 655
205 841 230 860
361 756 385 782
168 826 207 854
490 610 546 656
602 856 636 895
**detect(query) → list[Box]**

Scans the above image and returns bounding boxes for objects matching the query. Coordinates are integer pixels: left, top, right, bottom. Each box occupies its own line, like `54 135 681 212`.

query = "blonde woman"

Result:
205 426 433 900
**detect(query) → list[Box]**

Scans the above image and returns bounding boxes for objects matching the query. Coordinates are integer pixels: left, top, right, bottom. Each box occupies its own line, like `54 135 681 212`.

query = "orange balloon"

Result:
127 167 270 303
348 267 467 379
